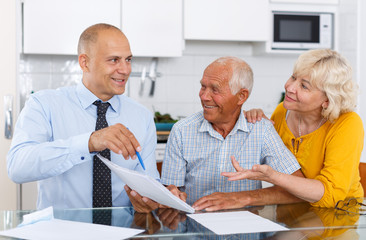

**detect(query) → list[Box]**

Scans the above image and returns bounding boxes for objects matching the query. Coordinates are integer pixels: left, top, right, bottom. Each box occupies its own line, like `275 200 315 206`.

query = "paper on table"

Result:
188 211 288 235
18 206 54 227
0 219 144 240
97 154 195 214
0 207 143 240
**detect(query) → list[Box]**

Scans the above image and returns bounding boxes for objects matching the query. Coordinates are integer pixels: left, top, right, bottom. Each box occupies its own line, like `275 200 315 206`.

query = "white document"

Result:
0 207 144 240
0 219 144 240
188 211 288 235
97 154 195 214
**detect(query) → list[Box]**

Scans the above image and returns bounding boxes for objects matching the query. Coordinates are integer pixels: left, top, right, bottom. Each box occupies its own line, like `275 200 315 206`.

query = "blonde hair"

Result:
215 57 253 95
293 49 358 122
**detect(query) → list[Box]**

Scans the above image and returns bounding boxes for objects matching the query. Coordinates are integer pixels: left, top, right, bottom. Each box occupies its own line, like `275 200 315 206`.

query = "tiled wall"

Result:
18 41 298 119
18 55 82 110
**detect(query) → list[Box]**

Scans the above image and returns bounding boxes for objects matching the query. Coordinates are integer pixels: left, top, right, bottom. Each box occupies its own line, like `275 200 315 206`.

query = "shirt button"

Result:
81 156 85 160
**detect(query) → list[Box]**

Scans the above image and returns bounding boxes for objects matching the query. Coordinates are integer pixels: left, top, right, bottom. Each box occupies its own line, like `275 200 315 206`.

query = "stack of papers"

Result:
98 154 195 214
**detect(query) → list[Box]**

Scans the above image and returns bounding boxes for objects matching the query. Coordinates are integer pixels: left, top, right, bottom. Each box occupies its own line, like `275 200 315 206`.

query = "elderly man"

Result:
7 23 159 213
161 57 304 211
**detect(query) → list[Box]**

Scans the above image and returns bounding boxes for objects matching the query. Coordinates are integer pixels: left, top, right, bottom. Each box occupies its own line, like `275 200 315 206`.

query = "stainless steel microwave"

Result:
272 11 333 50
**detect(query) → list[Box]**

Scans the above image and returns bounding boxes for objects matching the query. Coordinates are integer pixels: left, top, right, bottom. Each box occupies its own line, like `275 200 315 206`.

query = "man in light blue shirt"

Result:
161 57 304 211
7 23 159 212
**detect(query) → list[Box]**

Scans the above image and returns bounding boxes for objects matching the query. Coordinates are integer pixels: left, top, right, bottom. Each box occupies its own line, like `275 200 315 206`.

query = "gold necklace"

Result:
298 117 325 138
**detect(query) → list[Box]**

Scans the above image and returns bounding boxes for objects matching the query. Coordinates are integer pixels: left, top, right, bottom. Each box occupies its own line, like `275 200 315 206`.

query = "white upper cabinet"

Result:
184 0 269 41
121 0 183 57
23 0 183 56
23 0 120 55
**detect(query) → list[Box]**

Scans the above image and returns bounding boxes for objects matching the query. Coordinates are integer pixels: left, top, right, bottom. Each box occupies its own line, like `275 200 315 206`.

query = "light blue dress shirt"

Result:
7 82 160 209
161 111 300 205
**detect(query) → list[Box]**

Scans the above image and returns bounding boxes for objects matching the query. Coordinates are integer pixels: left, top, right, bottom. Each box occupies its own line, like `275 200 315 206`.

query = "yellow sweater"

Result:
271 103 364 208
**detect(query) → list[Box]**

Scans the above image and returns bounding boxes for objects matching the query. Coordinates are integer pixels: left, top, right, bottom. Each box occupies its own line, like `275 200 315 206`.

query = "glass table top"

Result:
1 202 366 239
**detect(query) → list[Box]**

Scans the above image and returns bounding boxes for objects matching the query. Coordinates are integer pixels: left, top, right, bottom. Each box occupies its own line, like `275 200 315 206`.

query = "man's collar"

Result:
199 110 249 138
76 81 119 112
235 110 249 133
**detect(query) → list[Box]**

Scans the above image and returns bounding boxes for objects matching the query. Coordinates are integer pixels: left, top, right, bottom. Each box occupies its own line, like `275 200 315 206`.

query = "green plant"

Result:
154 111 178 123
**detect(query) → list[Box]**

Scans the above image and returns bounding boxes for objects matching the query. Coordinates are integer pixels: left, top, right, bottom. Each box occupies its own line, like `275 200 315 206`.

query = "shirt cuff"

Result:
161 178 185 188
69 131 94 165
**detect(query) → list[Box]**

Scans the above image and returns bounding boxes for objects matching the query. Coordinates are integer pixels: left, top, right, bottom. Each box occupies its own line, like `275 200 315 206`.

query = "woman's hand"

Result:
221 156 276 182
244 109 274 124
223 157 324 203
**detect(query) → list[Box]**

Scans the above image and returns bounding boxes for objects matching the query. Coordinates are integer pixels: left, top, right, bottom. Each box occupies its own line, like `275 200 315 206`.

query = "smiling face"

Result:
283 75 329 114
79 28 132 101
199 62 246 130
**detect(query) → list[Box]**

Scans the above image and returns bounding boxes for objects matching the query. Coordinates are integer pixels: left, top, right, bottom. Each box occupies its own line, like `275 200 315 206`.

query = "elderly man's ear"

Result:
237 88 249 105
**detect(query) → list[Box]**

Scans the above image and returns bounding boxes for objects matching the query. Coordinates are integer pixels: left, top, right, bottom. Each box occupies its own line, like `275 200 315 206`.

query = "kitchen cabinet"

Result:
23 0 120 55
184 0 269 41
121 0 183 57
23 0 183 57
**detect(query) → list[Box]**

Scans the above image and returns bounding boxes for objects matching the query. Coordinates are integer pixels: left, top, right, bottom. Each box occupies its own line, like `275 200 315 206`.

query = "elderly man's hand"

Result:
166 185 187 202
125 185 159 213
192 192 250 211
156 185 187 209
88 123 141 160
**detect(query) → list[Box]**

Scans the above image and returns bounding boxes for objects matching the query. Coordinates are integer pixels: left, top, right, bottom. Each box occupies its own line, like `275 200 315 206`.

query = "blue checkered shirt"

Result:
161 111 300 205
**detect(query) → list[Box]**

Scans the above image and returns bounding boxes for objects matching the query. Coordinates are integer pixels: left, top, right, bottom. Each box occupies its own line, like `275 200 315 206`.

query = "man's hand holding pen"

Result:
88 123 141 160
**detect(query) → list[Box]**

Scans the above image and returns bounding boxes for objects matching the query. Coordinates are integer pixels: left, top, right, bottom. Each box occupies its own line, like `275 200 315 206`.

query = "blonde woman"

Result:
222 49 364 208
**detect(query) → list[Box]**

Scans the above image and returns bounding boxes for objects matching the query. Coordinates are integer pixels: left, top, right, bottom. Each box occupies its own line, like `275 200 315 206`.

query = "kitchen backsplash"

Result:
18 41 300 119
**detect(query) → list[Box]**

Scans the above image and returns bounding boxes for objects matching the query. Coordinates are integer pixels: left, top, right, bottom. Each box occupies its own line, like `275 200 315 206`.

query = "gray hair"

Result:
214 56 253 95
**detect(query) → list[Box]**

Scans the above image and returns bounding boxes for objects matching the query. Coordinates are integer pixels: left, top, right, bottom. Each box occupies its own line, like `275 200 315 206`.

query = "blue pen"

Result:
135 151 146 170
126 127 146 170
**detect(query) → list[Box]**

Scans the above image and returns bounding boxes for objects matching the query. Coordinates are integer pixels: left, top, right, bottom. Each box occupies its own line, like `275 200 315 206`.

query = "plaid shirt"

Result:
161 111 300 205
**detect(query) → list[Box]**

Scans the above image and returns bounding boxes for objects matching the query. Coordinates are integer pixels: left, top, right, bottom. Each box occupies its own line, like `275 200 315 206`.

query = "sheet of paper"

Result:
97 154 195 213
188 211 288 235
0 219 144 240
18 206 53 227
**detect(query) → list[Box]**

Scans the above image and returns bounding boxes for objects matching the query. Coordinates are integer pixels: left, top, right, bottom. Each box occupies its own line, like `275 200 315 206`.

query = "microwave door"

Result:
272 13 321 50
